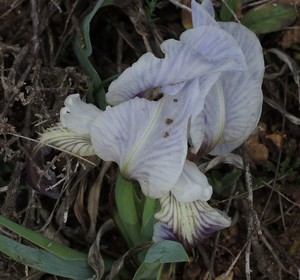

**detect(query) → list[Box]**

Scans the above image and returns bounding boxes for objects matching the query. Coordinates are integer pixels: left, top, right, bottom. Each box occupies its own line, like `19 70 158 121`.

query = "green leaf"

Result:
115 175 141 246
0 234 94 279
241 4 296 34
0 215 86 260
220 0 241 22
209 170 241 197
133 262 162 280
144 240 189 264
72 0 106 109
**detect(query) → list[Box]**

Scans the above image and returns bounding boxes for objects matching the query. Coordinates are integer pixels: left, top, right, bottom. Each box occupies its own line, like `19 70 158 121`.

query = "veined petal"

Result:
170 160 212 203
209 72 263 155
60 94 102 134
219 22 264 83
179 26 247 72
106 27 246 106
154 193 231 248
91 84 199 199
39 125 95 156
191 0 216 27
189 23 264 155
192 81 226 155
153 222 177 243
199 0 215 17
188 73 223 154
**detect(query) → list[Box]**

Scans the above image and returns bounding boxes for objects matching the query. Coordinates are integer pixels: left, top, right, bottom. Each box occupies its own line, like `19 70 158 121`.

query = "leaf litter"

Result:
0 0 300 279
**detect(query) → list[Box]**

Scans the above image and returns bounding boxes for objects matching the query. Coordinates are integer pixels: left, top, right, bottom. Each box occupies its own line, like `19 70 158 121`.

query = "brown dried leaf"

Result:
181 0 192 29
106 241 152 280
74 178 88 232
88 219 115 280
87 161 111 242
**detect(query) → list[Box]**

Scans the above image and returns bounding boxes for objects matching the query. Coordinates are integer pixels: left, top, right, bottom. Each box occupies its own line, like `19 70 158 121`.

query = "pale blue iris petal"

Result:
192 81 226 155
189 111 205 154
188 73 222 154
219 22 265 83
106 40 216 105
107 26 247 106
200 0 215 17
160 82 186 95
170 160 212 202
60 94 102 134
179 26 247 72
154 193 231 248
209 72 263 155
191 0 216 27
91 86 199 199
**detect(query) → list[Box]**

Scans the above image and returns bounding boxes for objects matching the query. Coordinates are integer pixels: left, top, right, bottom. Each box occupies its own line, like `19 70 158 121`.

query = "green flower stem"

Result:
115 175 141 246
141 196 157 242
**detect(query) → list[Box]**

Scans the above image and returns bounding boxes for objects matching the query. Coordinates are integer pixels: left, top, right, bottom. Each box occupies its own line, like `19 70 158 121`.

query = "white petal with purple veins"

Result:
153 222 177 243
154 193 231 248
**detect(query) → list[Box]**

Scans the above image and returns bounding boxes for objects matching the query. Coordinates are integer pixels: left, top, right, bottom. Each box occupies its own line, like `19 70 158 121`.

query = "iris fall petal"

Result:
91 86 198 199
39 125 95 156
154 193 231 248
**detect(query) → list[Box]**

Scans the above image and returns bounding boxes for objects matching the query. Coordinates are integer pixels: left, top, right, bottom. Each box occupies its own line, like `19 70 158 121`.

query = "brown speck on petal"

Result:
165 118 173 125
173 99 178 102
164 132 169 138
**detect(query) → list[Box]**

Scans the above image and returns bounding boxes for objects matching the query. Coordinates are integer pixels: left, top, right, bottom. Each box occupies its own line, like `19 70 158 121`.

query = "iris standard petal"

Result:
91 84 199 199
219 22 264 83
189 23 264 155
179 26 247 72
60 94 102 134
191 0 216 27
191 0 264 83
191 81 226 154
154 193 231 248
188 75 224 154
199 0 215 17
209 72 263 155
170 160 212 203
106 26 247 106
194 71 262 155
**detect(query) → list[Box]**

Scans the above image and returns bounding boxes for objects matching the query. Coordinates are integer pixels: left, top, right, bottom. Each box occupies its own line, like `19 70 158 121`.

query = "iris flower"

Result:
40 0 264 248
40 86 206 200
